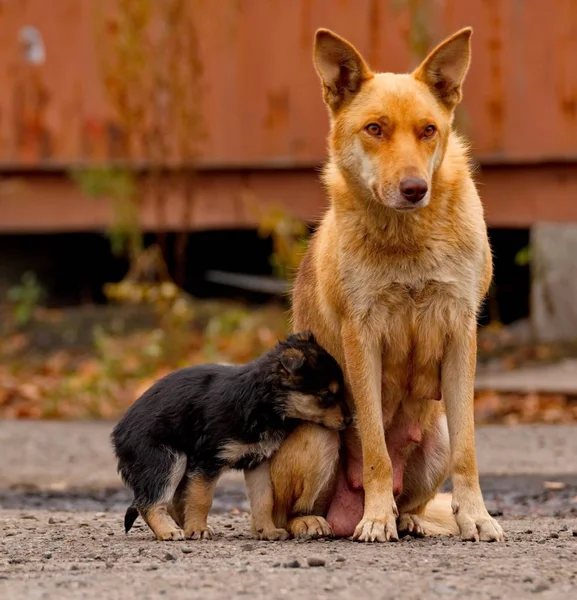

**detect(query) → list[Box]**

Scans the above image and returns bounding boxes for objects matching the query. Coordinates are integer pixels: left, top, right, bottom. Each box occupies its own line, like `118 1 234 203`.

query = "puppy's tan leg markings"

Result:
143 505 185 541
245 462 290 541
342 323 398 543
182 474 217 540
443 328 504 542
168 492 185 529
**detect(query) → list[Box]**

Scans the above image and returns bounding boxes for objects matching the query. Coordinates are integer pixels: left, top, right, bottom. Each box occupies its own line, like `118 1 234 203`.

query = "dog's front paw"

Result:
156 527 185 541
185 525 214 540
287 516 333 539
397 513 425 537
456 512 504 542
353 515 398 543
256 527 290 541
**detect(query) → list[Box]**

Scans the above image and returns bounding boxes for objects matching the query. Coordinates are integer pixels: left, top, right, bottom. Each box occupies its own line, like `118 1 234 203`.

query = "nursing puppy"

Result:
112 331 349 542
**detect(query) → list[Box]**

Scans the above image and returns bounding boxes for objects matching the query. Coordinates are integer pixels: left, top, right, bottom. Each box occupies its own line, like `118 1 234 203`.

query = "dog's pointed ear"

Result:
314 29 372 111
280 348 305 375
413 27 472 109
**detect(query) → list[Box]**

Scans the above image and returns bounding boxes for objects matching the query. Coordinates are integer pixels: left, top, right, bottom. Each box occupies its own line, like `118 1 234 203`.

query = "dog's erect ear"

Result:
413 27 472 109
314 29 372 111
280 348 305 375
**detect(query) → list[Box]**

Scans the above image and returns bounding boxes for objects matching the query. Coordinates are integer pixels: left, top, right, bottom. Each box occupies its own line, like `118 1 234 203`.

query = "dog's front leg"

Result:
342 322 398 542
442 325 504 542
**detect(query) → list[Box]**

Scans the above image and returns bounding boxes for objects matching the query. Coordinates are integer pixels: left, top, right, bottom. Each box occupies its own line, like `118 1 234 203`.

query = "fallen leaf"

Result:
544 481 566 491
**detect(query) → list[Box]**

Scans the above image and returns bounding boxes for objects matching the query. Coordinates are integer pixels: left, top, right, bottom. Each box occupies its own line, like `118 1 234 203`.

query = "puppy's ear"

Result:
413 27 472 109
290 330 316 345
314 28 372 111
280 348 305 375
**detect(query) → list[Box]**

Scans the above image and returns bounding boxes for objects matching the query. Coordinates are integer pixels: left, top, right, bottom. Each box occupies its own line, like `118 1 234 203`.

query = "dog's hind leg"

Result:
395 412 456 536
133 448 187 541
270 423 339 539
142 505 186 541
181 473 218 540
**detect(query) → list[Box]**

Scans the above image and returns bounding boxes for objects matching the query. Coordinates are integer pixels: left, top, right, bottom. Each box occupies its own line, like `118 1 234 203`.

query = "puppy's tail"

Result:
124 505 139 534
421 493 459 537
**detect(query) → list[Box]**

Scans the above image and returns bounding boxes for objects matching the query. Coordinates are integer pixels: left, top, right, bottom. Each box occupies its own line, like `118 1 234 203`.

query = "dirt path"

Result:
2 422 577 599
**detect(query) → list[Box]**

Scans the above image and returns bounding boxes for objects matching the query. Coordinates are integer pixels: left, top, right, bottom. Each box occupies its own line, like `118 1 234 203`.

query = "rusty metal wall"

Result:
0 0 575 169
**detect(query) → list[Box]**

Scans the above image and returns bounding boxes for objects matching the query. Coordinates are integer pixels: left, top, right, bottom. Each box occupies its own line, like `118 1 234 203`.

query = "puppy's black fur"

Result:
111 331 349 536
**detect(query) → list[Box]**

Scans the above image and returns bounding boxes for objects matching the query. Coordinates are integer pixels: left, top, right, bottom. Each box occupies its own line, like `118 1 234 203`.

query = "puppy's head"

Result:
274 331 351 431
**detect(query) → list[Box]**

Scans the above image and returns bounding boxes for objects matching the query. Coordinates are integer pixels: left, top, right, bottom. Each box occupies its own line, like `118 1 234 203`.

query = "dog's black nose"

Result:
399 177 428 203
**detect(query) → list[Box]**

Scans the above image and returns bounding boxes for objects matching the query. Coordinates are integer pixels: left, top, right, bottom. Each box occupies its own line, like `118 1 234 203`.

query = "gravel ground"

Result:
1 422 577 599
1 512 576 600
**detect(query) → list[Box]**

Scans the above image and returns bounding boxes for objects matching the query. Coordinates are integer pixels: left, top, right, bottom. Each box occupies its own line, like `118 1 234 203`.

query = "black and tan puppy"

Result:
111 331 349 542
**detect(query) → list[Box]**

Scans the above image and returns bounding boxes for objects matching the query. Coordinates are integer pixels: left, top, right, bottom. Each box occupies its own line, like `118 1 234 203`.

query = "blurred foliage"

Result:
70 0 206 288
253 205 310 281
103 244 194 364
390 0 431 61
95 0 204 162
70 167 136 199
515 245 532 267
0 300 289 419
72 167 141 259
5 271 45 327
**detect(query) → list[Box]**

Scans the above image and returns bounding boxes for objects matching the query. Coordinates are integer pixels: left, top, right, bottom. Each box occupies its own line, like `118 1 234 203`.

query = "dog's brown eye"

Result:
365 123 382 137
423 124 436 138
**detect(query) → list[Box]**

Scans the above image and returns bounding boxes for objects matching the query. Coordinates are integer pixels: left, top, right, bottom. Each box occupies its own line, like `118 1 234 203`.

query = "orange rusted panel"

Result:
2 166 577 233
0 1 576 232
0 0 574 168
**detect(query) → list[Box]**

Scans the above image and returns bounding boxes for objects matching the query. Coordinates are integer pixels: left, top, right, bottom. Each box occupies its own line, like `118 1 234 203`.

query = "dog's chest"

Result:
374 272 476 417
367 276 470 330
358 254 477 327
218 430 285 471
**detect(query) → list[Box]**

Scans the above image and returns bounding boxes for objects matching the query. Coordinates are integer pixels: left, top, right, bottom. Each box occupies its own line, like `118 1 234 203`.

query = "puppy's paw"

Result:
353 516 398 543
256 527 290 541
156 527 185 541
185 525 214 541
397 514 425 537
288 516 333 539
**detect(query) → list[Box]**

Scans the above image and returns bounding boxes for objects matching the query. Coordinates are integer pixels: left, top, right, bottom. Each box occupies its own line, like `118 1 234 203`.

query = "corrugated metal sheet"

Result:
0 0 575 168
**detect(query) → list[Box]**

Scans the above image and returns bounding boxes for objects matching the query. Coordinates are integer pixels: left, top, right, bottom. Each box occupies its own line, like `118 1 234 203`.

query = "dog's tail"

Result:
421 493 459 537
124 505 139 534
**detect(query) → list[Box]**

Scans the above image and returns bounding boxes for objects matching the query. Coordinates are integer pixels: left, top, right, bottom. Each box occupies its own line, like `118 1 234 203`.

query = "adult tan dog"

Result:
268 27 504 543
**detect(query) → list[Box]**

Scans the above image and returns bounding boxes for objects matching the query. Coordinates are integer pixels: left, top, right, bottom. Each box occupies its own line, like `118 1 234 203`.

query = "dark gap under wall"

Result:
0 227 530 325
0 230 275 306
479 227 530 327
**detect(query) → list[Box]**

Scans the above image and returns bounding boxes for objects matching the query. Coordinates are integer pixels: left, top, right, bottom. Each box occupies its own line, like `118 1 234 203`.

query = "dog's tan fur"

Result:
269 27 504 542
